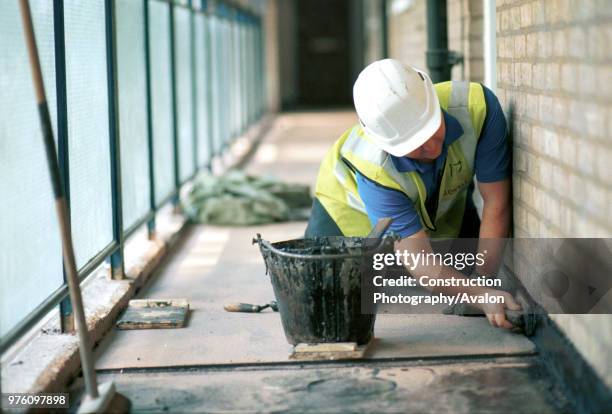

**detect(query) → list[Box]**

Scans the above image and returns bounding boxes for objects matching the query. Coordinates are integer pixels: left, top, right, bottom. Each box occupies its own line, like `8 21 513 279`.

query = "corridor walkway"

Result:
91 111 571 413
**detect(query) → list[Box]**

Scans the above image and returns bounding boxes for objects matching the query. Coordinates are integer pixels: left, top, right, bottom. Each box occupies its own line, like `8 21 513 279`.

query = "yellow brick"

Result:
520 3 532 27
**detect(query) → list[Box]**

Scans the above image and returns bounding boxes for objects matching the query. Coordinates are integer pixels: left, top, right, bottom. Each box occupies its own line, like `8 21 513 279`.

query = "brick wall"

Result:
497 0 611 239
497 0 612 388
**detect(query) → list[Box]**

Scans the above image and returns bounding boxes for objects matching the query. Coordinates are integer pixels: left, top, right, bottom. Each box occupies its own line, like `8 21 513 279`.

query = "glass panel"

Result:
194 13 210 167
116 0 151 230
64 0 114 269
0 1 63 337
173 7 195 182
148 1 175 206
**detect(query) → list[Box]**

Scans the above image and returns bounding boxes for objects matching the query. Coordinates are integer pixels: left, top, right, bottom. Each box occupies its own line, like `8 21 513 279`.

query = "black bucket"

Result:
255 235 392 345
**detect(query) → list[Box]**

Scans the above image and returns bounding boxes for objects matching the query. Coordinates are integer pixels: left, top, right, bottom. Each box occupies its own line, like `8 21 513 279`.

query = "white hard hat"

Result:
353 59 441 157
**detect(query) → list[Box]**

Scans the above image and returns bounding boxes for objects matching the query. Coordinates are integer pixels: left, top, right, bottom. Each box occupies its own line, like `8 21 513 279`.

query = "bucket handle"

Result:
252 235 394 260
253 234 269 275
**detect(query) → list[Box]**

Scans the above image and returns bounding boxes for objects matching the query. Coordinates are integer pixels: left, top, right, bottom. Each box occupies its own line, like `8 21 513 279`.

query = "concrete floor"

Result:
92 111 570 412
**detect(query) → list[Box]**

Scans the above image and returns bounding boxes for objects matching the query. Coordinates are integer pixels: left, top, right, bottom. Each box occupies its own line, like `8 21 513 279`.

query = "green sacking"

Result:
182 170 312 225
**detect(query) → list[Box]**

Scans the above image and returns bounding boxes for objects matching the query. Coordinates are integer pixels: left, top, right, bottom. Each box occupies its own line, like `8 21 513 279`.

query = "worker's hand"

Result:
478 289 522 329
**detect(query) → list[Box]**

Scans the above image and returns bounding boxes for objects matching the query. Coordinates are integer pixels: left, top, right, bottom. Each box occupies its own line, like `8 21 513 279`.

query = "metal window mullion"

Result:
241 21 247 132
224 12 230 141
169 2 180 205
229 16 235 139
223 19 229 146
204 12 214 166
195 9 208 169
259 20 265 117
254 22 258 120
233 16 241 137
224 19 231 147
251 22 256 123
237 17 243 134
244 20 249 125
189 5 198 175
216 7 224 149
217 17 223 153
220 19 227 148
144 0 156 239
232 15 239 139
225 14 233 141
257 20 263 118
209 15 217 157
255 20 261 118
249 22 255 124
242 18 246 125
234 17 240 136
54 0 74 333
105 0 125 280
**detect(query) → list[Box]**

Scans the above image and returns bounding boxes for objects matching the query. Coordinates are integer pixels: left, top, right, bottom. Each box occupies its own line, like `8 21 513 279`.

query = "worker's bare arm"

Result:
478 179 511 238
394 229 520 329
476 178 511 275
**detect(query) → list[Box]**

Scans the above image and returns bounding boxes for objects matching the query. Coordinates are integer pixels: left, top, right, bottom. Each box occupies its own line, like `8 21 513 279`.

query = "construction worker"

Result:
306 59 520 329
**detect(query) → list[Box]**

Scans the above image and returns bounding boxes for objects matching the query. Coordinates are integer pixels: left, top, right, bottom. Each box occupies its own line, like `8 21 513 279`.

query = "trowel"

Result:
224 301 279 313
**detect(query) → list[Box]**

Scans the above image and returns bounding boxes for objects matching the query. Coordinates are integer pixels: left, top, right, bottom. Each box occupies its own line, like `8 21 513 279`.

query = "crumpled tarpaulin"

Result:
182 170 313 225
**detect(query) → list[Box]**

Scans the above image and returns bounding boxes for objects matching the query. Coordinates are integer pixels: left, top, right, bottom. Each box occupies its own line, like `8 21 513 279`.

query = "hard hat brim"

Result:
377 105 442 157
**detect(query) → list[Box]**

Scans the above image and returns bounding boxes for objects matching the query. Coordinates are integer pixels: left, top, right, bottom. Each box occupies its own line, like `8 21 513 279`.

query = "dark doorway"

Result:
296 0 352 107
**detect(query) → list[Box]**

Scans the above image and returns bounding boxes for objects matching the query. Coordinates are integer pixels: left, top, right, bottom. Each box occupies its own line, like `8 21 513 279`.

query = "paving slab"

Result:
93 358 570 413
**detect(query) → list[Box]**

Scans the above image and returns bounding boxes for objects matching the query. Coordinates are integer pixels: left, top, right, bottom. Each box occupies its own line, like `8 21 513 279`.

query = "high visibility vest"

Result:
314 81 488 238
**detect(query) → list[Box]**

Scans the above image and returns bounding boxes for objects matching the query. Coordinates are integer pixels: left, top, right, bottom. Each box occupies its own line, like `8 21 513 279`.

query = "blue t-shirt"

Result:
355 85 509 238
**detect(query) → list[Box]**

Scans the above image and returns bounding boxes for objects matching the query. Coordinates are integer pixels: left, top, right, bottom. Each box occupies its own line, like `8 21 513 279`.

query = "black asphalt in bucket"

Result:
255 235 393 345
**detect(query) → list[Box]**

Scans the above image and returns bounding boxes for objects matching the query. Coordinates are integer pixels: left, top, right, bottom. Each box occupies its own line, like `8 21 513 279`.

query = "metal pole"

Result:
189 2 199 173
169 2 181 207
204 7 215 166
425 0 450 82
53 0 75 333
18 0 98 399
144 0 157 239
380 0 388 58
106 0 125 280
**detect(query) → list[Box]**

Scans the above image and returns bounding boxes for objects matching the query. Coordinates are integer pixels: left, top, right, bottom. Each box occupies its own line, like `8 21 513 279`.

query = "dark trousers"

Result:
304 198 344 237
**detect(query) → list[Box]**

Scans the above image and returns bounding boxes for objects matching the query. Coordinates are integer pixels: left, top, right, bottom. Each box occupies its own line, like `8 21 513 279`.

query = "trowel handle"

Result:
224 303 267 313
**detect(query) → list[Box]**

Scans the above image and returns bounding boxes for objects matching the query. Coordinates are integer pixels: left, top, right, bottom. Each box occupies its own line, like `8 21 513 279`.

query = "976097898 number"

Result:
2 393 69 409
